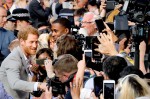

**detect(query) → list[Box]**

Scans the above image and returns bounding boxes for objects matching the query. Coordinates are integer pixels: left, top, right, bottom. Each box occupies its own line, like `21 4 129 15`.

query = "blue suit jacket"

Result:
0 28 16 65
0 28 16 57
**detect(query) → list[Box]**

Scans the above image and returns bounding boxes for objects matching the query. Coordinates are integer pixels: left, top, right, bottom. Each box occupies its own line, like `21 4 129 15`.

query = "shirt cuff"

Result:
34 82 39 91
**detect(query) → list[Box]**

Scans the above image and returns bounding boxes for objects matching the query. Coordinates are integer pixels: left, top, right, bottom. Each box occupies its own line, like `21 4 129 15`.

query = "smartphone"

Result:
36 59 46 65
84 49 102 71
84 50 92 59
47 77 66 96
95 19 105 33
84 49 92 64
103 80 115 99
94 76 104 97
91 36 102 59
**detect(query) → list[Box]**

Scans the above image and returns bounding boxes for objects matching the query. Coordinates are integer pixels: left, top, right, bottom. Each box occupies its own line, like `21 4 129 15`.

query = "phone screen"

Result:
84 50 92 58
36 59 46 65
84 50 92 64
103 81 115 99
95 19 105 33
94 76 104 97
91 36 102 59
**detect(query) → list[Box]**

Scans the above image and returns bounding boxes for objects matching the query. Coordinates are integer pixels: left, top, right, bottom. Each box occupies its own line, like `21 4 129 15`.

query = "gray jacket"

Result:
0 46 36 99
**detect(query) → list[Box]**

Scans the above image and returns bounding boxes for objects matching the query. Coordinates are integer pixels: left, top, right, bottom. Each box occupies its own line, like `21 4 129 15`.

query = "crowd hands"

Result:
0 0 150 99
28 26 149 98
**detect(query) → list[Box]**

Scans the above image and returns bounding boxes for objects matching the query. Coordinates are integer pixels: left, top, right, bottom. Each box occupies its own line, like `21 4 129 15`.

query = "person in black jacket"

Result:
29 0 51 28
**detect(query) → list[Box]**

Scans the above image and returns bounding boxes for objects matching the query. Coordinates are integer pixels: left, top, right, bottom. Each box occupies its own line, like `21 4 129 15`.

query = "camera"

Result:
46 72 76 96
131 24 149 43
47 77 66 96
123 0 150 23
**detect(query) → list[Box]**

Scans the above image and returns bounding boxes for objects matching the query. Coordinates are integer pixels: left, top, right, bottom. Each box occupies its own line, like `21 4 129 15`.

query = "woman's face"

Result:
49 38 55 52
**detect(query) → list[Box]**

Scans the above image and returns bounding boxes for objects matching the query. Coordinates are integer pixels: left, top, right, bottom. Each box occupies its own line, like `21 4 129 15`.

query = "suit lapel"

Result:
16 46 30 74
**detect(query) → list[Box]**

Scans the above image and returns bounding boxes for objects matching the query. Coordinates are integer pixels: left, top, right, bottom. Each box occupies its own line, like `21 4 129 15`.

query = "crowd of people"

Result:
0 0 150 99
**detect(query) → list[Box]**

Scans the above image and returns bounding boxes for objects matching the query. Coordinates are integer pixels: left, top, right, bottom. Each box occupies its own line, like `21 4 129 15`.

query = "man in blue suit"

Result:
0 7 16 65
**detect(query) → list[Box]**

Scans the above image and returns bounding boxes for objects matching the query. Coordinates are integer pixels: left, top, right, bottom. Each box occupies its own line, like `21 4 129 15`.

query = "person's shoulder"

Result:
1 47 22 66
1 28 13 34
4 29 16 38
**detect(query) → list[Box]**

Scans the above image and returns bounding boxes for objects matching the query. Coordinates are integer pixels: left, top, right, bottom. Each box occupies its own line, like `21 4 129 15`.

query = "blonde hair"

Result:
119 74 150 99
18 25 39 40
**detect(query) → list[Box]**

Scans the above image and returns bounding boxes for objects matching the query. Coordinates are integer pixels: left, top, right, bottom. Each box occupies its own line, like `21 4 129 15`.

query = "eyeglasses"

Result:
76 17 83 22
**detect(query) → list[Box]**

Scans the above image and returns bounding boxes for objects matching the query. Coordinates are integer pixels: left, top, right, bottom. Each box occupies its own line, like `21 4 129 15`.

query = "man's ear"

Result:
94 23 97 29
65 28 69 34
19 38 25 46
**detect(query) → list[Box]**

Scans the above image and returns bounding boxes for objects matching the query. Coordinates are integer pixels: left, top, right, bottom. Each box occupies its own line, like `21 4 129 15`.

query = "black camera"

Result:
131 24 149 43
47 77 66 96
46 72 76 96
124 0 150 23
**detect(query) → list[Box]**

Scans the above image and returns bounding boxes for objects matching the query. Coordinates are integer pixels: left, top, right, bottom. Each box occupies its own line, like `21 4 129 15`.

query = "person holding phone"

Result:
52 54 79 98
90 55 127 99
33 48 54 81
30 48 54 99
